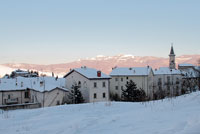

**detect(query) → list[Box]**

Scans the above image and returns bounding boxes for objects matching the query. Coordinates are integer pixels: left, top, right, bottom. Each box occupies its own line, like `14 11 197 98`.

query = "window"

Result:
176 78 179 84
8 95 11 99
40 81 44 87
121 86 123 90
78 81 81 87
25 91 29 98
115 78 118 81
115 86 118 90
158 78 162 85
103 93 106 98
167 76 170 83
102 82 106 87
94 82 97 88
121 78 123 82
94 93 97 99
21 82 23 87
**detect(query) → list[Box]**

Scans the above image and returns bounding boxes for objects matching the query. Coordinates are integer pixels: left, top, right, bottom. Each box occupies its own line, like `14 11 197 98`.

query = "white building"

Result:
109 66 154 99
153 67 182 99
178 63 199 91
64 67 110 103
9 69 39 78
0 76 68 108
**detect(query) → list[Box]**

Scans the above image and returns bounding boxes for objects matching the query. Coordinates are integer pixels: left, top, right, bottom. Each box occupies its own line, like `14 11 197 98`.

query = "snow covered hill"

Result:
1 92 200 134
0 65 15 78
2 54 200 74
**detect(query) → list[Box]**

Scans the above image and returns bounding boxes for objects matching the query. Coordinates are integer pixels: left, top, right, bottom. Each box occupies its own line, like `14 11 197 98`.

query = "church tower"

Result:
169 44 176 69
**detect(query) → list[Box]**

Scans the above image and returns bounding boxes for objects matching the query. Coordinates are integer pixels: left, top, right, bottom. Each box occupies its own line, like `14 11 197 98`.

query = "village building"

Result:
0 88 42 106
0 76 68 110
64 67 110 103
109 66 154 100
153 67 182 99
178 63 199 92
8 69 39 78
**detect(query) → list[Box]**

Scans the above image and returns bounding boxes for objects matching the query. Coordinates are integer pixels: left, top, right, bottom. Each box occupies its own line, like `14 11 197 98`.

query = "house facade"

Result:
43 87 69 107
153 67 182 99
0 88 43 106
0 76 68 109
64 67 110 103
109 66 154 100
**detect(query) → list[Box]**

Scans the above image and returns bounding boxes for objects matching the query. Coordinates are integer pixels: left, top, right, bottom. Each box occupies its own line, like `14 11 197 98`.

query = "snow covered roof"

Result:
46 87 69 92
154 67 182 75
64 67 110 79
194 66 200 71
110 67 152 76
14 69 29 74
0 77 66 92
181 68 199 78
178 63 194 67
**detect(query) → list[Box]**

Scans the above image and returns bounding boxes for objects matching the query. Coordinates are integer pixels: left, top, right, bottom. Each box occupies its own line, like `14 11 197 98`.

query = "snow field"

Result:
0 92 200 134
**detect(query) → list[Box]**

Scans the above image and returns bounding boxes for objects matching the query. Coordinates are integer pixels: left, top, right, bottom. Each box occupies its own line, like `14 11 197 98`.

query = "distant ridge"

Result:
1 54 200 76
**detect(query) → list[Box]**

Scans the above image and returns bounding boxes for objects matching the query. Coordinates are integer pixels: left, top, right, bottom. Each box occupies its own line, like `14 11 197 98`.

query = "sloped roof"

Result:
110 67 152 76
0 77 65 92
64 67 110 79
154 67 181 75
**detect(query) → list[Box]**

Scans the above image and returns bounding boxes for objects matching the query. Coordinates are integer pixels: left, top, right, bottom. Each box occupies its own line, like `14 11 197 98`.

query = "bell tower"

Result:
169 44 176 69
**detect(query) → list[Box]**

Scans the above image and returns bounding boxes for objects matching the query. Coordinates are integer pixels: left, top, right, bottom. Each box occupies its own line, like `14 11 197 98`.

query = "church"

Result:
153 45 183 99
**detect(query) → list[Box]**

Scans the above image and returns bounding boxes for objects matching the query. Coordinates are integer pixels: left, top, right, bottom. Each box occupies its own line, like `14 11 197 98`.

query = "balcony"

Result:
5 98 18 105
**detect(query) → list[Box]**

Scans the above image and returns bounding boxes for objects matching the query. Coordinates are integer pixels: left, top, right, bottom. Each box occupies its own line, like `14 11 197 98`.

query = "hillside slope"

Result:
0 92 200 134
2 54 200 75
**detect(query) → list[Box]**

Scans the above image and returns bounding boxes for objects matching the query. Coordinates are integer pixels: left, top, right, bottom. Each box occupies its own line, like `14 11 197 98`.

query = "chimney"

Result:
97 71 101 77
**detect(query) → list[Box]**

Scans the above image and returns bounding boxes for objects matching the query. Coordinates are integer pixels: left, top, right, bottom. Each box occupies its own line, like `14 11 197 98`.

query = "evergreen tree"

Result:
68 84 84 104
110 93 121 101
122 80 146 102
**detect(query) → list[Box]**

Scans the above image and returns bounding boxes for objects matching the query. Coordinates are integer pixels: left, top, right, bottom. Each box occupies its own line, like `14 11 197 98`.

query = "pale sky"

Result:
0 0 200 64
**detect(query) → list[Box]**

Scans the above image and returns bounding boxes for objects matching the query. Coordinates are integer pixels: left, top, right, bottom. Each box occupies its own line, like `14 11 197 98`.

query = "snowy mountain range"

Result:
0 54 200 76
